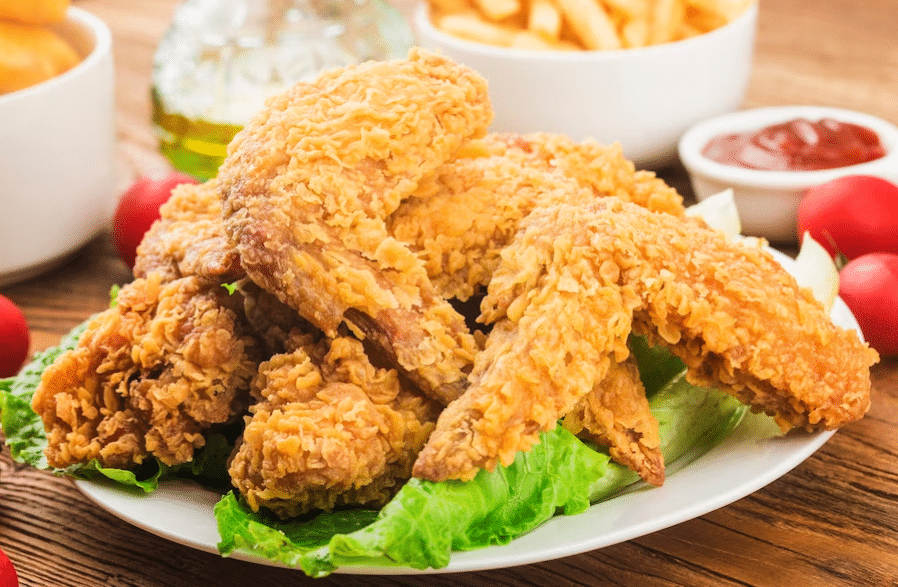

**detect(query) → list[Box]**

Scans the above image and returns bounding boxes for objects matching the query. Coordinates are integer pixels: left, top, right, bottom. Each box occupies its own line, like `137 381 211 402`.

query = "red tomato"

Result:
798 175 898 259
111 172 199 269
838 252 898 356
0 294 29 378
0 547 19 587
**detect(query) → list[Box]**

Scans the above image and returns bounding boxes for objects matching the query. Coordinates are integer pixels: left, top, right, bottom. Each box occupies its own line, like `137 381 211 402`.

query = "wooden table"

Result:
2 1 897 585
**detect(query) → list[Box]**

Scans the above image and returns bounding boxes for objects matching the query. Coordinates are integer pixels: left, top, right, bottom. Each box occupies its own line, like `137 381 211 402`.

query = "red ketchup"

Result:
702 118 886 171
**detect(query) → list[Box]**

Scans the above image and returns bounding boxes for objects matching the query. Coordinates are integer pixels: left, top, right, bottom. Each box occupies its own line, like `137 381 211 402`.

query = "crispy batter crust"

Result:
32 274 260 468
388 133 683 301
413 199 877 482
228 335 440 517
564 358 664 486
134 179 244 284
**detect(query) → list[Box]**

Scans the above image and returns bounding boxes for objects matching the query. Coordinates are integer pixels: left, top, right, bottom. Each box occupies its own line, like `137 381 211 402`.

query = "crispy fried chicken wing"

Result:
388 133 683 300
32 273 261 468
228 333 440 517
563 357 664 486
134 179 245 284
413 199 877 482
217 48 491 406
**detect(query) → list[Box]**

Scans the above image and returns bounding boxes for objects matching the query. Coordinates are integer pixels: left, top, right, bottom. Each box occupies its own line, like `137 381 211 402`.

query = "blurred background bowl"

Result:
414 1 758 170
678 105 898 243
0 7 115 287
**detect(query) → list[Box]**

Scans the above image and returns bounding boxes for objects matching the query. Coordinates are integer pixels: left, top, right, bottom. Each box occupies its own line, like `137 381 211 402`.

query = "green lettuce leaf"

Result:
216 495 379 568
215 356 746 577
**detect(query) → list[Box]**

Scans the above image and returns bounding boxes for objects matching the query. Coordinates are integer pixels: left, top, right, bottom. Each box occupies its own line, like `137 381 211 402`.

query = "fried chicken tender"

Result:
217 48 491 406
32 274 260 468
134 179 245 284
228 333 441 517
388 133 683 301
413 199 877 482
563 358 664 486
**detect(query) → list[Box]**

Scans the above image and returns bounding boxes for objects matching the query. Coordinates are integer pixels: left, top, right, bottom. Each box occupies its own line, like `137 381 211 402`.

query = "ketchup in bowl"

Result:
701 118 886 171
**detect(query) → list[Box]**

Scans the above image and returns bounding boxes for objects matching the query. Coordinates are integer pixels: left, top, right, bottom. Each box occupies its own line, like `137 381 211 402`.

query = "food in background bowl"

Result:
701 117 886 171
678 106 898 243
0 0 69 25
0 0 80 94
0 6 115 287
424 0 755 51
415 1 758 168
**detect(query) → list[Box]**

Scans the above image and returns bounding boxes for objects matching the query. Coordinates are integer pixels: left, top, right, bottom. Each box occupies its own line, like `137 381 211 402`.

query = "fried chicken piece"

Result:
32 273 260 468
484 133 684 216
563 358 664 486
228 333 441 517
388 133 683 301
218 48 491 406
235 278 315 356
414 199 877 482
411 199 637 482
134 179 245 284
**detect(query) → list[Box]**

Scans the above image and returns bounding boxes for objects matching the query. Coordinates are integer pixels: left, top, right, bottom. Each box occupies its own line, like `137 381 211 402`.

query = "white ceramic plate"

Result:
74 250 858 575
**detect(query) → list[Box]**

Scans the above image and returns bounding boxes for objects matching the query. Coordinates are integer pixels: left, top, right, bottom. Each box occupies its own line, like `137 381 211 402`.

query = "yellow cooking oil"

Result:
150 1 413 180
151 86 243 182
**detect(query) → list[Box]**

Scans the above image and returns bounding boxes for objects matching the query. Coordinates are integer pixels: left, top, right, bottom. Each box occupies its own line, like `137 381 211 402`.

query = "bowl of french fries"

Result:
414 0 758 168
0 1 116 286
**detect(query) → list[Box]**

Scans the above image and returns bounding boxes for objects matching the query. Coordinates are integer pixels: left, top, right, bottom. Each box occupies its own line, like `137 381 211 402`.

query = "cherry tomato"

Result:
838 252 898 356
798 175 898 260
0 547 19 587
111 171 198 269
0 294 29 378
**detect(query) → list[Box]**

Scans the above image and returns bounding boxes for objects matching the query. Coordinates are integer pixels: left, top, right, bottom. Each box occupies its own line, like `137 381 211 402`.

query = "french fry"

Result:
0 0 69 25
527 0 563 40
510 30 580 50
555 0 622 50
683 5 727 32
675 20 704 40
649 0 685 44
428 0 474 13
427 0 755 51
473 0 521 21
601 0 648 20
437 11 518 45
684 0 753 20
620 17 649 48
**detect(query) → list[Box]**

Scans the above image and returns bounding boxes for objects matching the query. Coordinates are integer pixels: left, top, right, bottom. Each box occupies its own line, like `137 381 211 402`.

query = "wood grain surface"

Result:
2 1 897 585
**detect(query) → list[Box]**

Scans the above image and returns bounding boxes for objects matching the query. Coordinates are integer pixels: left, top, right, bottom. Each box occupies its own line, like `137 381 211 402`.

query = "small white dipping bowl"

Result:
0 7 116 287
678 105 898 243
414 2 758 169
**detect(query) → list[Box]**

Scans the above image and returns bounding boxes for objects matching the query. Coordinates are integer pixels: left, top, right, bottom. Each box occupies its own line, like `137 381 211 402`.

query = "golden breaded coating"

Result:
412 197 638 482
134 179 245 284
484 133 684 216
218 48 492 405
235 279 313 356
32 274 261 468
414 199 877 482
388 133 683 301
563 358 664 486
228 334 440 517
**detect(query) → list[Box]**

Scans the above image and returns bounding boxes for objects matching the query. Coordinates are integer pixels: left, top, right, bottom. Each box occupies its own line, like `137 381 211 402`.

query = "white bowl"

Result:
0 7 116 287
414 2 758 169
678 105 898 243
